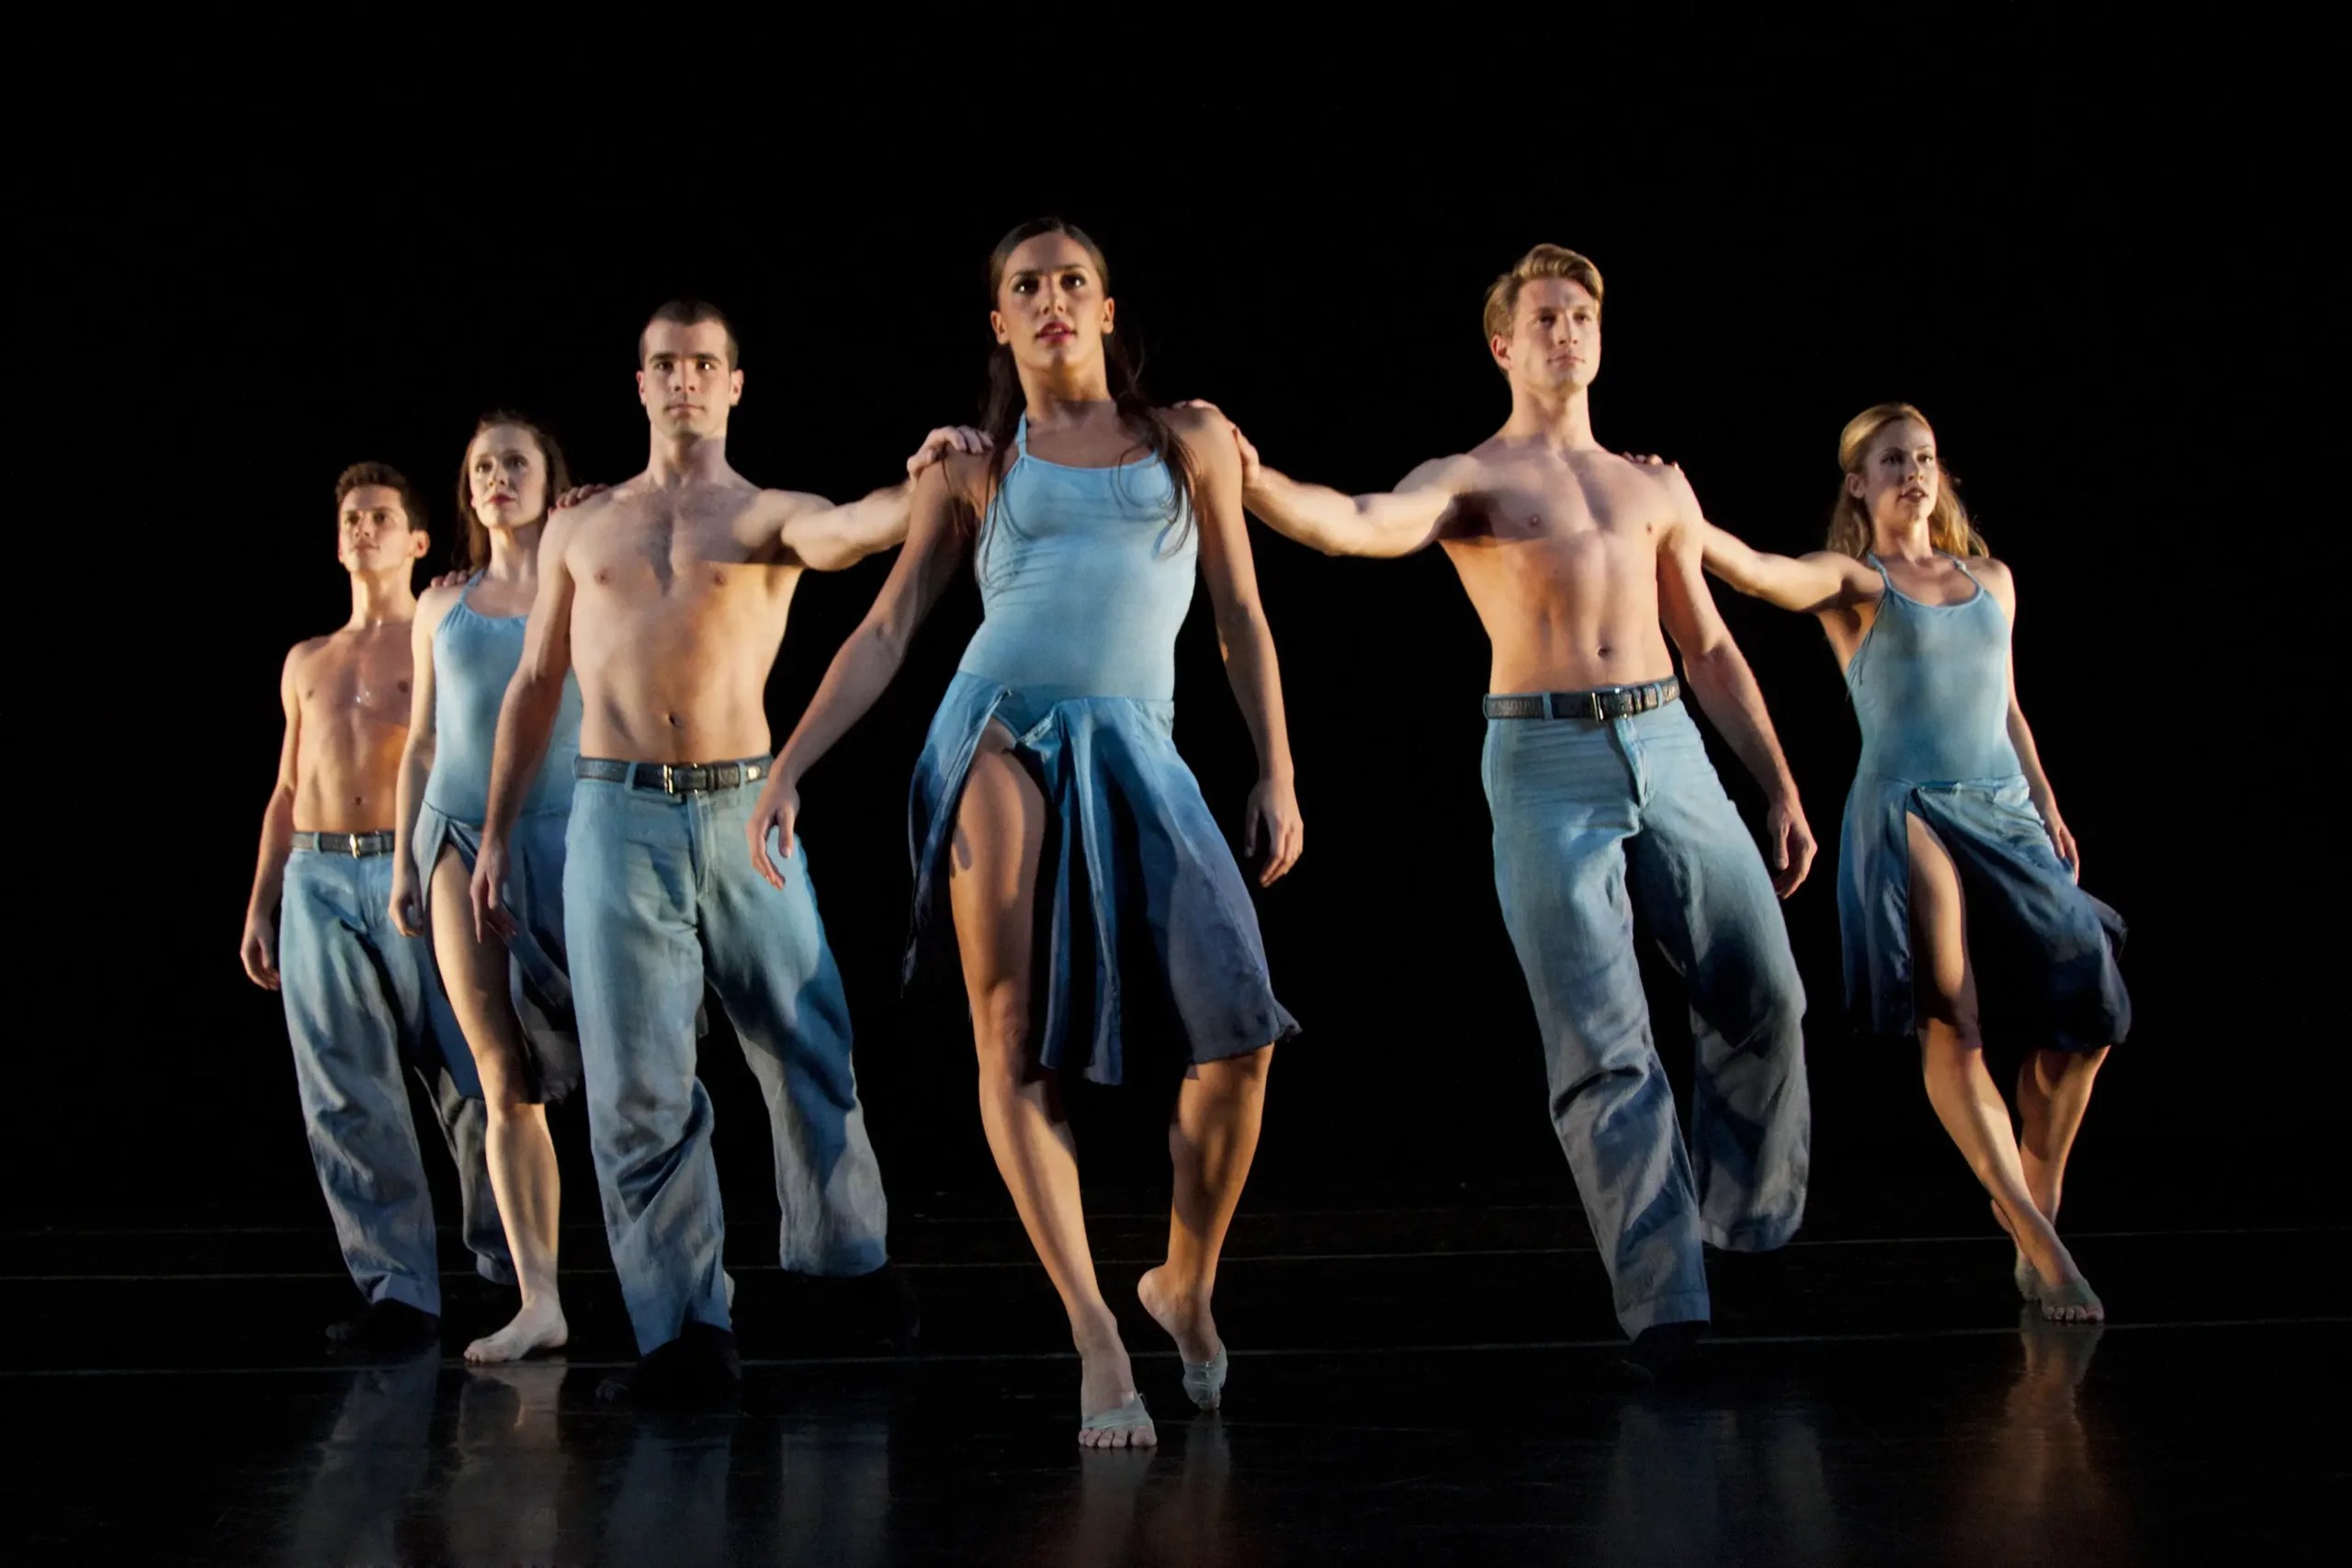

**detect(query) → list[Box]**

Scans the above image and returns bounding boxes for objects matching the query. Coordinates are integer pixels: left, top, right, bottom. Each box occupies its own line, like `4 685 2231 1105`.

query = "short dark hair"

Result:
639 299 740 368
334 461 424 533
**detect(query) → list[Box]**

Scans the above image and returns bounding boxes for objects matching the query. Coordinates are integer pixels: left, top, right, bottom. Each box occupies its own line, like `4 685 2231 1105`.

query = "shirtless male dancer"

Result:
1223 246 1815 1371
241 463 513 1349
480 299 986 1403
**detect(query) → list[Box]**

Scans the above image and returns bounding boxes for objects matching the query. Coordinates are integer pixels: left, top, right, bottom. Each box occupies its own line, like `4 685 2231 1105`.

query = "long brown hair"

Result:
978 219 1197 552
1826 402 1988 559
452 412 572 573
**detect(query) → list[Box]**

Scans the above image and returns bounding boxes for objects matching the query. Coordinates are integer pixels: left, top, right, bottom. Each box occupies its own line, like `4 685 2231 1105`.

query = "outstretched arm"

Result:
1203 411 1458 558
241 652 302 989
775 425 991 571
389 593 451 936
1658 502 1817 897
1987 564 2080 878
475 513 579 938
1702 523 1883 615
1187 409 1303 886
749 457 976 886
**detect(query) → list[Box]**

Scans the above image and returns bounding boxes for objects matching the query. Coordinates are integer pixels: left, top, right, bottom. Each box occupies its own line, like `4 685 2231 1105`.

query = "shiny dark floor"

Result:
6 1183 2341 1567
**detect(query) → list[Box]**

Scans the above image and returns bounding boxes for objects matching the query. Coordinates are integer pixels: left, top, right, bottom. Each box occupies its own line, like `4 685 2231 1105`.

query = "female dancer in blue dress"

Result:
1701 403 2125 1322
390 412 586 1362
748 219 1303 1444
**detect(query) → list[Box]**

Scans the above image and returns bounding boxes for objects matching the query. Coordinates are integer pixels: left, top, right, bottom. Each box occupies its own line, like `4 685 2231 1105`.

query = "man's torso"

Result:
564 480 802 762
291 625 413 832
1438 445 1682 693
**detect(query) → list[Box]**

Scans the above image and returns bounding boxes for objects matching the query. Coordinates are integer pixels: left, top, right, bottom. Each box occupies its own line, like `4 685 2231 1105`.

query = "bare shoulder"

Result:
537 498 601 561
1624 451 1702 510
1163 403 1238 471
1163 402 1228 440
286 632 336 671
415 581 463 628
1971 553 2017 612
1400 450 1480 493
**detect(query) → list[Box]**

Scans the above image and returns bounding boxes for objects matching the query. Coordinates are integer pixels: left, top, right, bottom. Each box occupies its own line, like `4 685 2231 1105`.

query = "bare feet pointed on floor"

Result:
1076 1319 1156 1450
1138 1266 1227 1410
463 1295 570 1365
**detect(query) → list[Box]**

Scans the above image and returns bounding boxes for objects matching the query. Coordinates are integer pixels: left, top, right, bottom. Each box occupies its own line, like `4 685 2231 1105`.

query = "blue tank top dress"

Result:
1837 554 2128 1049
906 417 1298 1083
413 576 587 1100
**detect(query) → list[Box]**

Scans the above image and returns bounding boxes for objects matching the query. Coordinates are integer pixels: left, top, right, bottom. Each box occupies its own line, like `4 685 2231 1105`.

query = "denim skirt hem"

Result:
906 671 1296 1085
1838 772 2129 1051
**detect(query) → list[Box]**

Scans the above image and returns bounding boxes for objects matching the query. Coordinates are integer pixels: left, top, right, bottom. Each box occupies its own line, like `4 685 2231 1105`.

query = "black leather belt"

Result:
292 830 396 856
1483 677 1680 722
575 755 773 795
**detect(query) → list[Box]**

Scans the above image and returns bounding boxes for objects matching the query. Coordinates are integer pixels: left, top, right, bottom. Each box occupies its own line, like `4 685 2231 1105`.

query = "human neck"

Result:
1017 360 1116 427
1871 518 1937 562
481 522 543 583
345 567 417 628
1498 380 1600 449
647 430 734 486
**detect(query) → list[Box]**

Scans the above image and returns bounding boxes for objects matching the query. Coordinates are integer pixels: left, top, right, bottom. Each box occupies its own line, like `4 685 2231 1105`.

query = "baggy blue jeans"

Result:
565 771 890 1354
277 848 513 1314
1482 700 1810 1337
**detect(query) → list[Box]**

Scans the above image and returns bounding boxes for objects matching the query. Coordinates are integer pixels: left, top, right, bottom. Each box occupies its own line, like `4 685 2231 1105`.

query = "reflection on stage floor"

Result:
6 1186 2337 1565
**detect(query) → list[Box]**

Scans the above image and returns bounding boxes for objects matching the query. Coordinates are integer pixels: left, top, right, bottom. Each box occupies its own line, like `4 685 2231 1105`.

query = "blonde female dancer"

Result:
1702 404 2126 1322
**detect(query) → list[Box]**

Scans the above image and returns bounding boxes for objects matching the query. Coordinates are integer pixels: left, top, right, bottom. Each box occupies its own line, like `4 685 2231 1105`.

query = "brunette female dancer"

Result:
391 412 585 1362
1702 403 2125 1323
748 220 1303 1444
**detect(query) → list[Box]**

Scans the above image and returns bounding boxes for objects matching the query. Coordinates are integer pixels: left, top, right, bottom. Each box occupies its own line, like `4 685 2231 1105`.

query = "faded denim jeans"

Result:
1482 699 1810 1337
565 768 889 1355
278 848 512 1314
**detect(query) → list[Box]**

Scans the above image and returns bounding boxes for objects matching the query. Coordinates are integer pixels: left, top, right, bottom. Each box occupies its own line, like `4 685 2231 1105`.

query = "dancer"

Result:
1699 402 2124 1322
480 299 987 1404
1218 244 1812 1372
240 462 513 1349
750 220 1301 1446
390 413 583 1363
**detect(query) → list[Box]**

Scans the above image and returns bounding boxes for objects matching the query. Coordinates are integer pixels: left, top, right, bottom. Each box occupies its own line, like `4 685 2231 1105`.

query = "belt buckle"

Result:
345 832 363 856
1588 691 1608 724
662 763 677 795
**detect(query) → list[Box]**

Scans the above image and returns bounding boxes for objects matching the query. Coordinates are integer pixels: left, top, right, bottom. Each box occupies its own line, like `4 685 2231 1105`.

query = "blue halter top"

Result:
1844 553 2020 784
424 577 583 820
955 416 1198 704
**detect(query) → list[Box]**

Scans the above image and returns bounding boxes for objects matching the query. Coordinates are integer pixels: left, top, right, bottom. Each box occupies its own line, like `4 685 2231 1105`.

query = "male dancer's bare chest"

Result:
577 495 781 595
295 642 411 824
1449 474 1664 608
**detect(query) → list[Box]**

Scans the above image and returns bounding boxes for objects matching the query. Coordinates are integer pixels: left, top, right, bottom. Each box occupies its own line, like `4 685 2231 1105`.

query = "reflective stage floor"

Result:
6 1183 2339 1565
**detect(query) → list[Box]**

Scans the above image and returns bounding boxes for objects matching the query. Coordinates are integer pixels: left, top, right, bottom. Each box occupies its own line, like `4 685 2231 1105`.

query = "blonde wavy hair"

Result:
1826 402 1988 559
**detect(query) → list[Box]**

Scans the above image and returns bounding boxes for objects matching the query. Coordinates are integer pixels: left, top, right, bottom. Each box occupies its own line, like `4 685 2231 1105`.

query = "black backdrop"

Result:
21 43 2331 1237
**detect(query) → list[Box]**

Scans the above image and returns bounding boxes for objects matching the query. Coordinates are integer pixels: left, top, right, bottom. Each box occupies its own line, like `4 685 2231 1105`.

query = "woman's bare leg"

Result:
2016 1045 2110 1226
1140 1045 1274 1372
429 848 567 1363
949 733 1150 1448
1906 815 2103 1324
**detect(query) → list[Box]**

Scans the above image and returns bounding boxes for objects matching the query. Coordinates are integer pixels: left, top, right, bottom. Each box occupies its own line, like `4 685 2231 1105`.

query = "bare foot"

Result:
1989 1201 2101 1323
1075 1318 1154 1450
2034 1269 2106 1325
464 1295 569 1365
1136 1266 1222 1367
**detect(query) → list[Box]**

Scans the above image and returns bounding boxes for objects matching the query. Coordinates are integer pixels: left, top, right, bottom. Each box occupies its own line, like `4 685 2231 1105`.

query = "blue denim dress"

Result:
906 418 1296 1084
1838 555 2129 1049
413 578 585 1101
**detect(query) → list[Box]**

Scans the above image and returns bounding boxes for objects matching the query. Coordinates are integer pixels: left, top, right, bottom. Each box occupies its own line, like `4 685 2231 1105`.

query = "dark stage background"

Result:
23 52 2332 1246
